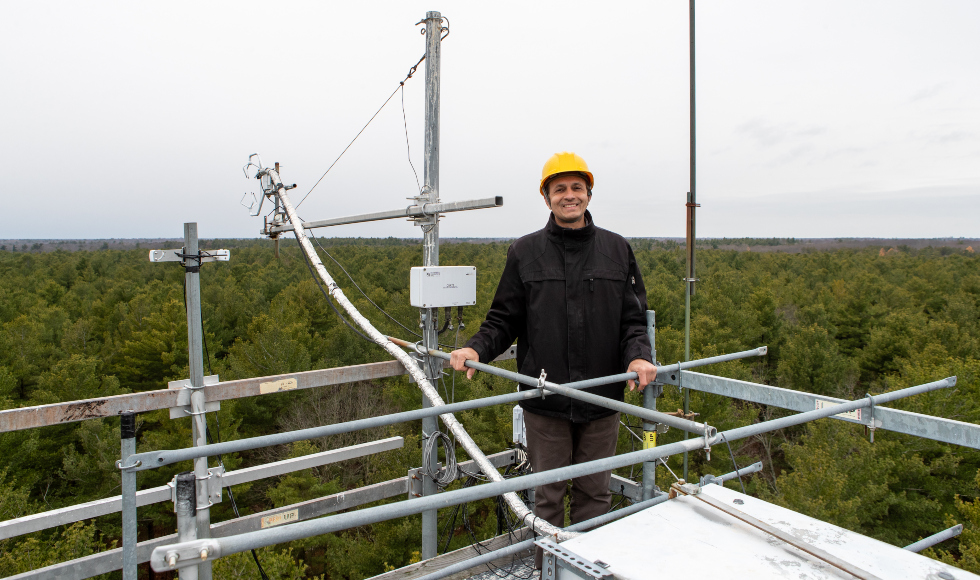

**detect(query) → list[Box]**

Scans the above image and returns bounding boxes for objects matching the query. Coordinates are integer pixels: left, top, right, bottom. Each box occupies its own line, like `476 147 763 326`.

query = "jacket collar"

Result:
546 210 595 245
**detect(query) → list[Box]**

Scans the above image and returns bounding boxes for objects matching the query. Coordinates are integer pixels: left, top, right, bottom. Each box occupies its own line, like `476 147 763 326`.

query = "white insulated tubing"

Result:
274 184 568 541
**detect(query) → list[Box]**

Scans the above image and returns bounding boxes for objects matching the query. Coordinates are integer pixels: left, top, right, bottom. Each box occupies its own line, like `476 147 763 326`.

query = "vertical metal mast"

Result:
420 9 443 562
184 223 213 579
682 0 698 481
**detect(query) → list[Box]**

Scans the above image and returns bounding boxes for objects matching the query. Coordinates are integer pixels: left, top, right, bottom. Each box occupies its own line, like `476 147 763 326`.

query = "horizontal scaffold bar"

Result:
265 196 504 234
0 348 516 433
10 448 635 580
128 345 762 471
662 370 980 450
391 336 769 436
0 438 403 541
150 376 956 571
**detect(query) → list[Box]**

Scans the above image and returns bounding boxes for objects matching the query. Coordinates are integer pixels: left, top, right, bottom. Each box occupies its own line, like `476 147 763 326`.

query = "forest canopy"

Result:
0 239 978 578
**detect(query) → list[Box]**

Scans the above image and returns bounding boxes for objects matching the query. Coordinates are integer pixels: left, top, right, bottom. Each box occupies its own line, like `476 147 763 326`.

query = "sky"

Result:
2 0 978 240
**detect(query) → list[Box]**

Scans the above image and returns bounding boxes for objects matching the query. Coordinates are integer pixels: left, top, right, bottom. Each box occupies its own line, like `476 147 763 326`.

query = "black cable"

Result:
181 270 269 580
307 231 462 350
205 420 270 580
400 83 422 194
293 237 376 345
309 232 423 341
721 433 747 494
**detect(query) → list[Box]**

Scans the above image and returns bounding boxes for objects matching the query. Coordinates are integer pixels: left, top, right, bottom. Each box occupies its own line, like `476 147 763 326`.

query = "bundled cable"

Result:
422 430 458 488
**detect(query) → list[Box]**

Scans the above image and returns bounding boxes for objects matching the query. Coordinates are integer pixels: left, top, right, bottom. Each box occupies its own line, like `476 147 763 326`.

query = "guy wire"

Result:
297 54 426 209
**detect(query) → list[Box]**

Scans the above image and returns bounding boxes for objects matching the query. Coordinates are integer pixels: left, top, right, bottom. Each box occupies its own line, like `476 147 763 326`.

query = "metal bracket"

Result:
167 375 220 419
699 474 724 487
148 249 230 264
407 355 445 384
407 467 425 498
538 369 548 398
866 392 877 443
168 465 224 508
536 538 614 580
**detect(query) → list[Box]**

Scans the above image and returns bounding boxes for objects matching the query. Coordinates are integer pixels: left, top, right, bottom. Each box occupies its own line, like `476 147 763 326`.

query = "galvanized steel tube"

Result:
392 337 764 436
904 524 963 553
642 311 659 501
150 376 955 571
120 412 137 580
130 389 541 469
183 223 212 580
173 472 198 580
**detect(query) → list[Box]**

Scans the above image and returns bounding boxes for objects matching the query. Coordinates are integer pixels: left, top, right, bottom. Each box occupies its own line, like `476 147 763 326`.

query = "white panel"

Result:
409 266 477 308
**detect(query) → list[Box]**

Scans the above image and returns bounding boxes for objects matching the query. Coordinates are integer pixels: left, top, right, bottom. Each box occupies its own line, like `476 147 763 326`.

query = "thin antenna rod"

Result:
683 0 698 481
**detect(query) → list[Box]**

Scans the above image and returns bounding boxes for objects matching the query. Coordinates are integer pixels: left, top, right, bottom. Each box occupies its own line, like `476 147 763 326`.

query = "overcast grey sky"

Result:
2 1 978 240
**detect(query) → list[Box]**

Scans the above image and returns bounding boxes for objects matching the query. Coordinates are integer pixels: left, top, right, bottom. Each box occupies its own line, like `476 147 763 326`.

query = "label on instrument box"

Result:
261 509 299 528
259 378 298 394
643 431 657 449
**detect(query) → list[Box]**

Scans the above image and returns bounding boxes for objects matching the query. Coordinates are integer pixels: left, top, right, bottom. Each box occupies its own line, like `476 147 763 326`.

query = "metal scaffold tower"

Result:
0 9 978 580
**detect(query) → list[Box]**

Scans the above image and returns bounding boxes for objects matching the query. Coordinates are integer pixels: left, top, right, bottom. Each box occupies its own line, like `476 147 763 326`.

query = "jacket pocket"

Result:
583 268 627 286
521 269 565 283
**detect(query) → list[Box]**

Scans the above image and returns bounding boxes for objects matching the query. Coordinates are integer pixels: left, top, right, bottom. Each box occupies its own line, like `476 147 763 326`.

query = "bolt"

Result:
200 548 210 561
166 552 179 568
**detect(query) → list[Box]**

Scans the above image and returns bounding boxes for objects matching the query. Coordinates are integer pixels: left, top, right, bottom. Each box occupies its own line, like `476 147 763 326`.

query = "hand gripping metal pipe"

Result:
253 169 566 542
149 376 955 571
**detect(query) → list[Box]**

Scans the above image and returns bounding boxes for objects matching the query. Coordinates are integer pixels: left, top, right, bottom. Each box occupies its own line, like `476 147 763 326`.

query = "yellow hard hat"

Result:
540 152 594 195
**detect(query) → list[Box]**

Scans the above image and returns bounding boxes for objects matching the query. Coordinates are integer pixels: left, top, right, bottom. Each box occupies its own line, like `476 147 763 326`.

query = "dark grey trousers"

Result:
523 410 620 568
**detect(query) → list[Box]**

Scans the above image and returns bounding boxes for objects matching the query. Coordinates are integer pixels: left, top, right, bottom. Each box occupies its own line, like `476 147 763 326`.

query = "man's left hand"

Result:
627 359 658 392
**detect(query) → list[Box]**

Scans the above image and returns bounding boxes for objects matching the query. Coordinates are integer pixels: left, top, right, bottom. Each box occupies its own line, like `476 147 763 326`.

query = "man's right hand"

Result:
449 347 480 380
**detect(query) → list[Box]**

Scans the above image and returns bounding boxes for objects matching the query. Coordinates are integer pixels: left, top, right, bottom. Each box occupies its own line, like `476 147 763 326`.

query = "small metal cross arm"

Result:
148 249 231 266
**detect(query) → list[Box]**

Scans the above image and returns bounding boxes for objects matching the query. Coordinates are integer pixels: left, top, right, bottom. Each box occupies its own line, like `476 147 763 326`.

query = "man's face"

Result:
544 174 591 228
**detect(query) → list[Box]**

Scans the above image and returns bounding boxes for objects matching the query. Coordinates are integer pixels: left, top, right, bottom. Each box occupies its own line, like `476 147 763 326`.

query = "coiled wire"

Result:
423 430 458 488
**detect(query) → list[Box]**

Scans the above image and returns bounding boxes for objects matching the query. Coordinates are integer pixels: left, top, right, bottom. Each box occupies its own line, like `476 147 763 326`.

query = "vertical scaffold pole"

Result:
183 223 212 579
120 411 137 580
420 10 443 561
641 312 661 501
174 472 199 580
682 0 697 482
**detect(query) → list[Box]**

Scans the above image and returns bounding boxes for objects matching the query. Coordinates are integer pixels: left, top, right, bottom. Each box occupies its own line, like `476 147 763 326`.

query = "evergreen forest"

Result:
1 239 979 578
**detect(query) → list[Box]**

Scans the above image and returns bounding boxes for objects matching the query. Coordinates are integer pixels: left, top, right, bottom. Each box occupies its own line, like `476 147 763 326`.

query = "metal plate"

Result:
558 484 975 579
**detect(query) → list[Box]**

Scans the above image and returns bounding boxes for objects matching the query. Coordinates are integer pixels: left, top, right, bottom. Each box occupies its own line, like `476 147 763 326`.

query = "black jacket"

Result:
465 211 652 422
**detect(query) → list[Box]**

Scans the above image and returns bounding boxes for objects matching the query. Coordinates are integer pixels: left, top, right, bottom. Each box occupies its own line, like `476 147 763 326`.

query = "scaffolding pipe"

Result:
183 223 212 580
172 472 198 580
129 390 538 469
120 412 137 580
390 336 767 436
130 344 764 469
642 311 660 501
150 376 955 571
903 524 963 553
701 461 764 486
420 10 444 559
268 176 566 543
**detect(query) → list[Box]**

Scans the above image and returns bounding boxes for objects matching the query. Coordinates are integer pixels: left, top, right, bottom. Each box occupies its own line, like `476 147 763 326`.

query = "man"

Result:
449 152 657 551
